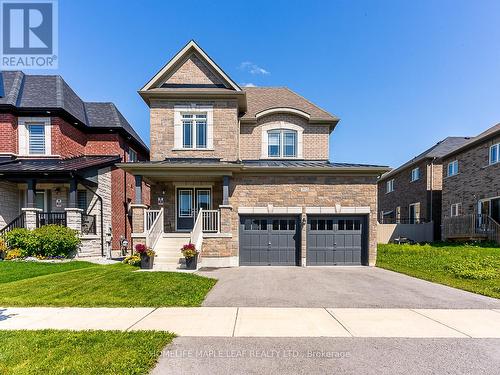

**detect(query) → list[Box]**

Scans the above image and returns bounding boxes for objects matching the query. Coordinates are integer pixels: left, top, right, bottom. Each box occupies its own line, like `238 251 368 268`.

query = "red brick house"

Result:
0 71 149 256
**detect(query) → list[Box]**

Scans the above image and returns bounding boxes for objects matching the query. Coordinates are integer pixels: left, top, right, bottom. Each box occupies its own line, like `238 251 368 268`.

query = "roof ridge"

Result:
9 71 24 106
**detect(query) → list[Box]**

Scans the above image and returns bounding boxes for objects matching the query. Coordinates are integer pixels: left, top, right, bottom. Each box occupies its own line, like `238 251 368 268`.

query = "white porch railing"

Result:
202 210 220 233
145 209 161 232
146 208 163 249
191 209 204 266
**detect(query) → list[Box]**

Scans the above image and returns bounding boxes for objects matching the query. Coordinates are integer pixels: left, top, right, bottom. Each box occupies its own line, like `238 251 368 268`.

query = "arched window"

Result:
267 129 297 158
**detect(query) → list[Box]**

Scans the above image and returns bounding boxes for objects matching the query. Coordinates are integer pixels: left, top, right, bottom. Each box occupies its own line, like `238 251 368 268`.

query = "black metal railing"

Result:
0 213 26 236
81 214 97 235
37 212 67 227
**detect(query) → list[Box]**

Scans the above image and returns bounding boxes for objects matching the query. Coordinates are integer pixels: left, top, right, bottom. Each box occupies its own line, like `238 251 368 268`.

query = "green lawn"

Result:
0 330 174 375
377 243 500 299
0 261 216 307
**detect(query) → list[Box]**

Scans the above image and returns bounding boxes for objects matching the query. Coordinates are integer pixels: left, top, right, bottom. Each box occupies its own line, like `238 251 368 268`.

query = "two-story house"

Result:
377 137 470 239
121 41 388 269
0 71 149 256
441 123 500 243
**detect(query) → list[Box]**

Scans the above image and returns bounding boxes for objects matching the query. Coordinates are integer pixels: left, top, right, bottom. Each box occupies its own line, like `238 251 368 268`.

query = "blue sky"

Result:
45 0 500 167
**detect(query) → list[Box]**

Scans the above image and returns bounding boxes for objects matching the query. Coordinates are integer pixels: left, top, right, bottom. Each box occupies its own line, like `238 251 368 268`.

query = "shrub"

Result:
3 228 38 256
5 249 22 260
0 238 7 259
32 225 80 257
123 255 141 266
135 243 146 254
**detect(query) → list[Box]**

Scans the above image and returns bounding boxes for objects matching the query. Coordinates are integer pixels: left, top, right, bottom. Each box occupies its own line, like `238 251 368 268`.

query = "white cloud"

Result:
239 61 270 75
241 82 257 87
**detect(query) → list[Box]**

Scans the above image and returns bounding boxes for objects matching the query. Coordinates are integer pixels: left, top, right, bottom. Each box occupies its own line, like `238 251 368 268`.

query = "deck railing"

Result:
0 213 26 236
201 210 220 233
146 208 163 249
191 209 204 268
443 214 500 244
37 212 67 227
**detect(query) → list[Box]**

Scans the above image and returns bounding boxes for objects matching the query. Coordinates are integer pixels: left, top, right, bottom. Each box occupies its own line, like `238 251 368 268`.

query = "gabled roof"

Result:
379 136 471 181
0 71 149 153
440 123 500 159
140 40 242 92
241 87 339 124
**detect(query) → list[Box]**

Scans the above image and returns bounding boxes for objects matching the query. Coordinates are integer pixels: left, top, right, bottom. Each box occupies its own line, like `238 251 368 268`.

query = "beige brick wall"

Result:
442 135 500 221
150 99 239 161
0 181 20 228
164 54 224 86
240 113 330 160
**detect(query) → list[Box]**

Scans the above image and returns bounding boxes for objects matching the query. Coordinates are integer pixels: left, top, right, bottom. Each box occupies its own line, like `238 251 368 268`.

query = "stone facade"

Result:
240 114 330 160
0 181 19 228
150 99 239 161
442 133 500 221
164 54 225 86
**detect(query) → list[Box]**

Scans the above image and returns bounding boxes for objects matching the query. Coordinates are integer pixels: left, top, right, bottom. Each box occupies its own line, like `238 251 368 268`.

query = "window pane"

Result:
179 191 192 217
128 148 137 162
354 220 361 230
288 220 295 231
310 219 317 231
182 121 192 148
268 131 281 157
326 220 333 230
196 121 207 148
338 220 345 230
346 220 354 230
273 220 279 230
28 125 45 154
283 131 296 157
280 219 287 230
77 190 87 211
260 219 267 230
318 220 325 230
491 145 498 164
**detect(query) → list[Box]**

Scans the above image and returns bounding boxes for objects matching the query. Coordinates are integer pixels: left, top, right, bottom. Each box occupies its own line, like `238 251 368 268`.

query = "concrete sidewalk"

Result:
1 307 500 338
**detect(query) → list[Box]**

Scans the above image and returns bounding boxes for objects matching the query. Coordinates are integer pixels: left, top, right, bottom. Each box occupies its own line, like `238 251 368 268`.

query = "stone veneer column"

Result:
130 203 148 251
65 208 83 232
219 205 233 234
21 208 42 230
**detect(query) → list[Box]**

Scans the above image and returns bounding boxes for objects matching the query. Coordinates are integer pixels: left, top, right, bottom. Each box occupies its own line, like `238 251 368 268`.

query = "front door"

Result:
491 198 500 224
176 188 211 231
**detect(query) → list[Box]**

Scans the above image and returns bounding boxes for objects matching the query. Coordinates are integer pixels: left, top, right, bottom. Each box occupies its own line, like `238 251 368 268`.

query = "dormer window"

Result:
268 129 297 158
261 122 303 159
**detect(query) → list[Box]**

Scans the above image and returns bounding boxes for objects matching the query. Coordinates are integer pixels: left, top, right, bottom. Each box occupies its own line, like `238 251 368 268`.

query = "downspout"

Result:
78 177 105 257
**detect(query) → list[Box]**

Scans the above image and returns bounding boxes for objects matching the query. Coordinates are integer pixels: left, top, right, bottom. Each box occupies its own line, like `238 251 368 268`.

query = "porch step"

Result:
152 234 191 270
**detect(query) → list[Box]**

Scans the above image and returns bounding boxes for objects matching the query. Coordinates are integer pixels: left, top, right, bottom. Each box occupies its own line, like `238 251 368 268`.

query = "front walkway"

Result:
2 307 500 338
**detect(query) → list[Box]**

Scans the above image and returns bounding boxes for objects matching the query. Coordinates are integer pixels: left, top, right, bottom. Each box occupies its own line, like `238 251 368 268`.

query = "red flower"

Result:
135 243 147 254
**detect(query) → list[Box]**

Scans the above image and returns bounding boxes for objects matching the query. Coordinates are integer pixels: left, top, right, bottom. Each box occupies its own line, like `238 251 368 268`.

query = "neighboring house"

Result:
0 71 149 256
120 40 389 268
441 123 500 242
377 137 470 239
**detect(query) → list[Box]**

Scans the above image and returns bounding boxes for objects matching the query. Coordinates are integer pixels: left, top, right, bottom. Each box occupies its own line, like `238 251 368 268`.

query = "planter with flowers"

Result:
135 243 155 269
181 243 199 270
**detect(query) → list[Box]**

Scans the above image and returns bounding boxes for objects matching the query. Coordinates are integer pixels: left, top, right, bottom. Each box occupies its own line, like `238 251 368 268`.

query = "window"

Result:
451 203 462 217
267 129 297 158
77 190 87 211
410 167 420 182
490 143 499 165
128 148 138 162
386 179 394 193
28 124 45 154
409 202 420 224
447 160 459 177
182 113 207 149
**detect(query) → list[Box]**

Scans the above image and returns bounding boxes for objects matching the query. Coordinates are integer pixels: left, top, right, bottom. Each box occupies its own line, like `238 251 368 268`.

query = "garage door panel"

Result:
307 216 366 266
240 216 299 266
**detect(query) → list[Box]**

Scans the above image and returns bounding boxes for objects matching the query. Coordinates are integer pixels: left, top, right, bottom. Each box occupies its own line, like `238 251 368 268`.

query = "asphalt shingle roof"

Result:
0 71 148 151
440 123 500 159
241 87 339 122
379 136 471 181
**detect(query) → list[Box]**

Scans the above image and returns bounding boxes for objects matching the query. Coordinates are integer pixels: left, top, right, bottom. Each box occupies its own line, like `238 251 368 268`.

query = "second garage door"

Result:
239 216 300 266
307 216 366 266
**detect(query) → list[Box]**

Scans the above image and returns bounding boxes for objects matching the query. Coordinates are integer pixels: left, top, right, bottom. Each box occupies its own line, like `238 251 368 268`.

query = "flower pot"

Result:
185 255 197 270
140 253 154 269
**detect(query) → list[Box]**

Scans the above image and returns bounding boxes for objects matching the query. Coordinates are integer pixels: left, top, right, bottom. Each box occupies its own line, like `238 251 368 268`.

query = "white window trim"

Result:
261 122 303 159
173 104 213 150
489 143 499 165
450 203 462 217
410 167 420 182
386 179 394 193
18 117 52 156
447 160 459 177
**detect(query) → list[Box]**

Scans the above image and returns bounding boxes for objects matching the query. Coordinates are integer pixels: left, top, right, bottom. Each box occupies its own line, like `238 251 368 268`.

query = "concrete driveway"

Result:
197 266 500 308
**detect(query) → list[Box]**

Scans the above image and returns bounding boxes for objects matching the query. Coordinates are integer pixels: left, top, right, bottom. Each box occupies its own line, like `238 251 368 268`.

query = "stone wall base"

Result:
199 256 238 268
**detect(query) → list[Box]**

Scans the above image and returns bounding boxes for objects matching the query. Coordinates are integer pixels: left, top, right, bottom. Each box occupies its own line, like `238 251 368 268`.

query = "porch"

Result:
443 214 500 244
